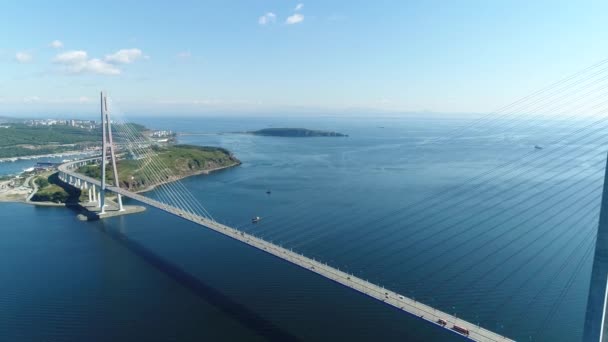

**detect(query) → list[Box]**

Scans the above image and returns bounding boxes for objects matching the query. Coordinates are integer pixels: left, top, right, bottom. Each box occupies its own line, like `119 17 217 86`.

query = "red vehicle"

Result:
452 325 470 336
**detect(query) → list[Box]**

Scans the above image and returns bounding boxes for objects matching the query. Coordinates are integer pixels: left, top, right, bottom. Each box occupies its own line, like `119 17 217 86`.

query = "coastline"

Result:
0 174 66 207
0 149 99 163
134 161 241 194
0 160 241 205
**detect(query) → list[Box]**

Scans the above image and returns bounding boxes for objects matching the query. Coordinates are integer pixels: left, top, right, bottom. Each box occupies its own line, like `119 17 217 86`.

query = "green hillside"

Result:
77 144 240 191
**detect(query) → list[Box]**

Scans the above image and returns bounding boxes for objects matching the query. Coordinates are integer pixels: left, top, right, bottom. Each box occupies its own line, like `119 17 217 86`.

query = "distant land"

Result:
0 123 100 159
249 128 348 137
0 120 174 160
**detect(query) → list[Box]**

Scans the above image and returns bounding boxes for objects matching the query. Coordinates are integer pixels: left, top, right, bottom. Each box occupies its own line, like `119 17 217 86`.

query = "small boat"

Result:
534 145 543 150
266 190 271 194
252 216 262 223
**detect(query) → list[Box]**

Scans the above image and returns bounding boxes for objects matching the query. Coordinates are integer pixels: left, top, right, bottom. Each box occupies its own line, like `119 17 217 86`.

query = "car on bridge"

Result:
452 325 469 336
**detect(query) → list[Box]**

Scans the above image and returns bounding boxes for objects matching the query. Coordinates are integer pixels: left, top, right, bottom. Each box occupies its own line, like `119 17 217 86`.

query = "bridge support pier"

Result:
117 194 124 211
99 192 105 213
88 188 93 202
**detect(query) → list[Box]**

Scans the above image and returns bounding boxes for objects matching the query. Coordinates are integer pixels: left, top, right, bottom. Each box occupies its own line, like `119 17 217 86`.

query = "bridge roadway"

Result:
58 159 514 342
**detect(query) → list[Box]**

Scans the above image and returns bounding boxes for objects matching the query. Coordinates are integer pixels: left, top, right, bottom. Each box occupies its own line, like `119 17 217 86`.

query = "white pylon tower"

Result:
584 153 608 342
99 91 124 214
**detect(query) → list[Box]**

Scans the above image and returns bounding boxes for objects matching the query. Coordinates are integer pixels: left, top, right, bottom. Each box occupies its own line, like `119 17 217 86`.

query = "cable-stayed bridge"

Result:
54 56 608 342
57 94 512 341
58 157 510 342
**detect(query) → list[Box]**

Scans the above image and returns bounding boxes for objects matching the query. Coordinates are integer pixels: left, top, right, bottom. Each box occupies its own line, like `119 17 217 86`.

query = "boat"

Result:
252 216 262 223
266 190 271 194
534 145 543 150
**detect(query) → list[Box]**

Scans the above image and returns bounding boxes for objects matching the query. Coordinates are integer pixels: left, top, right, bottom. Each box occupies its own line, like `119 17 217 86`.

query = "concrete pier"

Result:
80 198 145 220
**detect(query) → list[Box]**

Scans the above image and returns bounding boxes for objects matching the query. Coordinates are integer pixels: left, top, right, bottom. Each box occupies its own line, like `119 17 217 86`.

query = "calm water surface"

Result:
0 115 603 341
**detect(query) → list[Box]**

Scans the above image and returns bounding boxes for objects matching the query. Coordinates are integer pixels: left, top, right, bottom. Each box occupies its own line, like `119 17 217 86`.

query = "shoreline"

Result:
134 161 241 194
0 149 99 163
0 161 241 205
0 174 66 207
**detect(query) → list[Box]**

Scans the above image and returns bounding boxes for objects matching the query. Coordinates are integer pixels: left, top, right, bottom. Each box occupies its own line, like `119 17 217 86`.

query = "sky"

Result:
1 0 608 116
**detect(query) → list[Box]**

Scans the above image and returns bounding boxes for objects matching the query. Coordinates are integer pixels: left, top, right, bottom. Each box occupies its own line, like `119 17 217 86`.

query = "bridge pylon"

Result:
99 91 123 214
584 153 608 342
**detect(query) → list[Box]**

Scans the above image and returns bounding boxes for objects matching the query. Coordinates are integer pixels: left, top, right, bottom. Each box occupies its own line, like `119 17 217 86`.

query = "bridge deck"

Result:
59 160 514 342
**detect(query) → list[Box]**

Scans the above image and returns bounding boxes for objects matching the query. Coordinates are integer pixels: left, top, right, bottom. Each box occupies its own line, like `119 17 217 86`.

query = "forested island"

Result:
249 128 348 137
76 145 240 192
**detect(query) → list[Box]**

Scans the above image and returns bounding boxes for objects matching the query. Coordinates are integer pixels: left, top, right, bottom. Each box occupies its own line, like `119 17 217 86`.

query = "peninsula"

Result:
249 128 348 137
0 118 241 204
75 144 240 192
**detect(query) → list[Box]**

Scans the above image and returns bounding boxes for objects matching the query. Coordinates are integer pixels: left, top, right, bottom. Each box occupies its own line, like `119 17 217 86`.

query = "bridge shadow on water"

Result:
96 223 302 342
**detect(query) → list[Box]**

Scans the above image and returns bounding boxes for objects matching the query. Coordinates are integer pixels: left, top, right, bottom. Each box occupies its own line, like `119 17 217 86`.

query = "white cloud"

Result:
49 40 63 49
49 96 93 104
158 99 223 106
85 58 121 75
177 51 192 59
13 96 94 104
295 3 304 11
15 52 33 63
258 12 276 25
23 96 40 103
54 50 88 64
104 48 143 64
52 48 144 75
54 50 121 75
286 13 304 25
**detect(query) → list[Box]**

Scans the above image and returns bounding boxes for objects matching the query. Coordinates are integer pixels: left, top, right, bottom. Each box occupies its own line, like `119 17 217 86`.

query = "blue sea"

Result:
0 114 604 341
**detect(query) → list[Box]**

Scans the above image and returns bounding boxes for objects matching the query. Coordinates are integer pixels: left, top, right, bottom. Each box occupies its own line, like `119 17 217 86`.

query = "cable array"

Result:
95 58 608 340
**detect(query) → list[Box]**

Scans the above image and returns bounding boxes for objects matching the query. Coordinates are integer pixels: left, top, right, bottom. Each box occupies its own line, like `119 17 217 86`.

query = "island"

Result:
249 128 348 137
75 144 240 192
